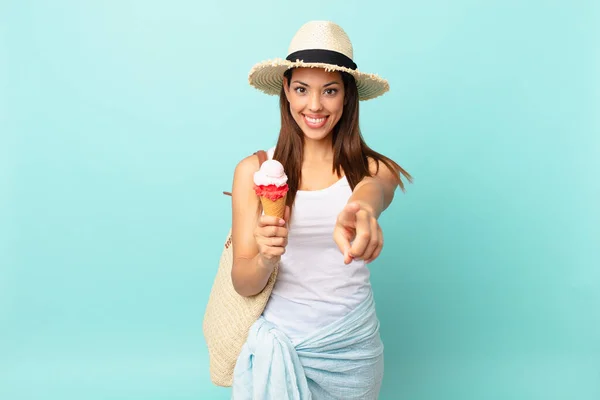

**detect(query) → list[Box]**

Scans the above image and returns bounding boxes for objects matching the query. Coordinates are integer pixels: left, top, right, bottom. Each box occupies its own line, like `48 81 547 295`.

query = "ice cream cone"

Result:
254 159 289 219
260 195 287 219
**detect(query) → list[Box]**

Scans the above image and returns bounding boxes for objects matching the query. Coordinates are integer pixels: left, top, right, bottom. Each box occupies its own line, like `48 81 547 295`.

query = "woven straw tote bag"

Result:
202 150 279 387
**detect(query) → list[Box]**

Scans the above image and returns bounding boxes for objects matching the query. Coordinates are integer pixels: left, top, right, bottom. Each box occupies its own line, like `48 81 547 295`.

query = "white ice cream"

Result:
253 159 288 187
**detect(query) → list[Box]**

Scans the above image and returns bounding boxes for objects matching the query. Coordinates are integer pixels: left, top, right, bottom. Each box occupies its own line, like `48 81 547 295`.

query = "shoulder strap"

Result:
256 149 268 167
222 150 267 196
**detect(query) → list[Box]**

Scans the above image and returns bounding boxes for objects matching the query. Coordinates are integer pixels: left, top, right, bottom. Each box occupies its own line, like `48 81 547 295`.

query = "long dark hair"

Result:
273 68 413 208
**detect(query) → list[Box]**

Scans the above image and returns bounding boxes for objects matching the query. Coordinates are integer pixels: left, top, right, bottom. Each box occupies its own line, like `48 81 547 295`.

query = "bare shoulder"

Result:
366 156 380 175
234 153 260 180
366 156 398 183
232 153 262 208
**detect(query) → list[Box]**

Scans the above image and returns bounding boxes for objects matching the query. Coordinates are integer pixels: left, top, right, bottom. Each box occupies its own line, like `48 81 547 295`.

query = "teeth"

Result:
305 116 326 123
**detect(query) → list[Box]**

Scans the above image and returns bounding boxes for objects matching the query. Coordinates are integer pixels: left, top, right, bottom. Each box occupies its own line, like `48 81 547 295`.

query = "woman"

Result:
230 21 412 399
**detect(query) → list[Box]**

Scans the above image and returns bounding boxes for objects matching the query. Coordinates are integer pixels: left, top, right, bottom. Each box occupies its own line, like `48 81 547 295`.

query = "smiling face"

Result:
283 68 346 142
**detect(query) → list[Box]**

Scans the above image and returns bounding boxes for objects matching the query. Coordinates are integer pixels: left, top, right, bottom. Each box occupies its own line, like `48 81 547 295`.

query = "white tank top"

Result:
261 147 372 345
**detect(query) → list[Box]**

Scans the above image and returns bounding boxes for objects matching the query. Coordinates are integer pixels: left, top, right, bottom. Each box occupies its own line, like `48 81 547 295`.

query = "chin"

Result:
300 127 332 141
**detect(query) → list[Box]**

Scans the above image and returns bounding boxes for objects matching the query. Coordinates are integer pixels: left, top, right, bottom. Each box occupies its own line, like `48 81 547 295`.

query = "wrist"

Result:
351 200 376 217
348 180 384 219
256 254 277 273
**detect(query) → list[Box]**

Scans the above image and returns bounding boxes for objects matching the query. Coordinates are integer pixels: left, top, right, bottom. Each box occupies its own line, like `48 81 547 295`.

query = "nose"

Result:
308 91 323 112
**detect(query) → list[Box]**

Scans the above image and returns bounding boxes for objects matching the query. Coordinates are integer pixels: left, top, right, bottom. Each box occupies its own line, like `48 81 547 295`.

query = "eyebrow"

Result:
292 80 341 87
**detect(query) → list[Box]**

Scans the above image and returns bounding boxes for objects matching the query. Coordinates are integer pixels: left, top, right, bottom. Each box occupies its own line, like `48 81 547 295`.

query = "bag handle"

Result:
223 150 268 196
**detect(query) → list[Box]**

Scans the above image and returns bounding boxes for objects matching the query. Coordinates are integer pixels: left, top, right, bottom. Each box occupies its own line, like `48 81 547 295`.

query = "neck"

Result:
303 135 334 163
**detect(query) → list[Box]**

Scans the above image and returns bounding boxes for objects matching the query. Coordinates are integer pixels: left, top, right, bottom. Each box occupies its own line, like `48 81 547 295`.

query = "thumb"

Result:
337 202 360 227
283 205 291 225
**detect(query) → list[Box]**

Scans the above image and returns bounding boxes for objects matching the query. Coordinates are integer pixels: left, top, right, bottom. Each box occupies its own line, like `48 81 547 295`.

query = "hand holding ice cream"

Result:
253 158 290 271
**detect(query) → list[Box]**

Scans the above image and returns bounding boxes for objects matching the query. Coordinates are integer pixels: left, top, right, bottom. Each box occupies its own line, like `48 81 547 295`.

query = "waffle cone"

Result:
260 195 287 219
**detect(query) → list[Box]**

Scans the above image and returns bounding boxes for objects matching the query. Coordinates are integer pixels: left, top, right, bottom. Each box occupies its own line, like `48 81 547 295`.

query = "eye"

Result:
294 86 306 94
324 88 338 96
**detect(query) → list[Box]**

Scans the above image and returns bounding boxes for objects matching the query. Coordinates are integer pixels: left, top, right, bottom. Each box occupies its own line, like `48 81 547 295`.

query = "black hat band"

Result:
285 49 357 70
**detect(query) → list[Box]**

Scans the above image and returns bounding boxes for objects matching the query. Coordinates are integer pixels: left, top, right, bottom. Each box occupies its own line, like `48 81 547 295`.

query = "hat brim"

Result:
248 59 389 101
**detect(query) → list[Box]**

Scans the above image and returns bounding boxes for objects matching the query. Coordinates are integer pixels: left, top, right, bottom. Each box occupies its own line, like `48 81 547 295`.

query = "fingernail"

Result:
279 219 285 225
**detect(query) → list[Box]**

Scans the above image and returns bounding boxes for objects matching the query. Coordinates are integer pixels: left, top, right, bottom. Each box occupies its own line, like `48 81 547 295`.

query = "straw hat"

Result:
248 21 390 101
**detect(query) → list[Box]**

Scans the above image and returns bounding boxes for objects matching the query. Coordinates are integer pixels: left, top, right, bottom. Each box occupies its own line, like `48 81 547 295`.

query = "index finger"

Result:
333 228 354 265
349 210 370 258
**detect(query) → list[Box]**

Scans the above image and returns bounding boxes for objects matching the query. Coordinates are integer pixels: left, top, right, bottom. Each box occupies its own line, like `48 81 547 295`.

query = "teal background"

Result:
2 0 599 399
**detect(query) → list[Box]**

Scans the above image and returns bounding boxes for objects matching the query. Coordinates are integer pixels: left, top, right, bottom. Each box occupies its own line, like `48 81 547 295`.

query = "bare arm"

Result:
348 158 399 218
